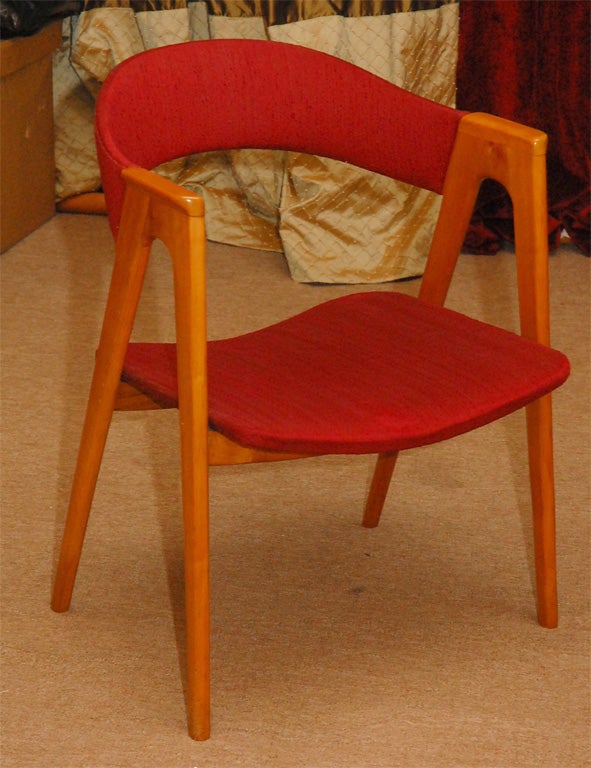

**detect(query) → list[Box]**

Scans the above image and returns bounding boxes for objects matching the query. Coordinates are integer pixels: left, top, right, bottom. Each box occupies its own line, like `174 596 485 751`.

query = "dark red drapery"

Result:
456 0 590 256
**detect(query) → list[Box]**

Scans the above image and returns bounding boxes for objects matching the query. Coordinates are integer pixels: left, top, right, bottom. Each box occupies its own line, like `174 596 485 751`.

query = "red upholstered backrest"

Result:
95 40 465 236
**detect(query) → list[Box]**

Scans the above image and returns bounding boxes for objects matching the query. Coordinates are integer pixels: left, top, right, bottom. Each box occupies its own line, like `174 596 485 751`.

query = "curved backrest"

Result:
95 39 465 236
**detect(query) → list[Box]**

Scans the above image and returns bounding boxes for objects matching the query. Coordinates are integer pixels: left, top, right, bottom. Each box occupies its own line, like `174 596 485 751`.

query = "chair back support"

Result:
95 39 464 236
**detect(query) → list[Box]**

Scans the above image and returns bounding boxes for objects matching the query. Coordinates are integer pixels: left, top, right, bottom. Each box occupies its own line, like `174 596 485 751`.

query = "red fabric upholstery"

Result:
122 293 569 454
95 39 465 236
97 40 569 458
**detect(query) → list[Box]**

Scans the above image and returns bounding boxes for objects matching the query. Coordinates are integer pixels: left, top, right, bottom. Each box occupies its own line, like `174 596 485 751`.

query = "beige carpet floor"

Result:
1 213 589 768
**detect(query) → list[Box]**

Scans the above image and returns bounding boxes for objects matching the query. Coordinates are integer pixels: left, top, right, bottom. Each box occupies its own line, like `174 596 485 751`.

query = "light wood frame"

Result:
52 113 558 740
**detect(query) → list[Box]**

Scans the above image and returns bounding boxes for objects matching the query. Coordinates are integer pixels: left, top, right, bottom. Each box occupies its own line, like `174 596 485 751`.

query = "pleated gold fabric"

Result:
81 0 453 22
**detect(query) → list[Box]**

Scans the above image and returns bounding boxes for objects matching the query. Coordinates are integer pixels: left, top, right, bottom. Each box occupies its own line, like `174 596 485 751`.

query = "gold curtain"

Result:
81 0 452 24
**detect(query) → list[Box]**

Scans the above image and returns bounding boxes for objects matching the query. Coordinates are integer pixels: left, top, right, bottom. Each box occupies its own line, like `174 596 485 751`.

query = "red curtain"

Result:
456 0 590 256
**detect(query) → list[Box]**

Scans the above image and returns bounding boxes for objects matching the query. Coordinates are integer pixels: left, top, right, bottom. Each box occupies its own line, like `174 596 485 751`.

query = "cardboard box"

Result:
1 21 62 252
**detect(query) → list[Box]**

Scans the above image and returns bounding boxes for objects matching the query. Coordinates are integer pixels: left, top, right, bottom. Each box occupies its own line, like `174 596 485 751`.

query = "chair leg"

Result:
51 370 117 612
363 452 399 528
178 406 211 741
184 537 211 741
526 395 558 629
183 469 211 742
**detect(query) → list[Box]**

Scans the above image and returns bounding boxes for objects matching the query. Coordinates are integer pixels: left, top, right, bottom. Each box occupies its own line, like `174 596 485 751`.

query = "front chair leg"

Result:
362 451 399 528
177 392 211 740
526 395 558 629
181 439 211 741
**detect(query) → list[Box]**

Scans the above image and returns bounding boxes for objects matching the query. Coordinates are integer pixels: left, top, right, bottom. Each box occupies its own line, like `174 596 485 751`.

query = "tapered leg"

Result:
178 397 211 740
182 455 211 741
526 395 558 629
167 207 211 739
362 452 399 528
51 363 118 612
52 184 152 612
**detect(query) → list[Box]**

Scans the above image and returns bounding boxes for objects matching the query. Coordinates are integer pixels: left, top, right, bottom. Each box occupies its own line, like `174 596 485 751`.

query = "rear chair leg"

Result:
363 451 399 528
526 396 558 628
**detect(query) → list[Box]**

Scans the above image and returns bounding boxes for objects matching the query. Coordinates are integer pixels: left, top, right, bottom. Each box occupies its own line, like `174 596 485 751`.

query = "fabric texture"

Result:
456 0 590 256
122 292 570 453
53 17 102 200
269 3 459 282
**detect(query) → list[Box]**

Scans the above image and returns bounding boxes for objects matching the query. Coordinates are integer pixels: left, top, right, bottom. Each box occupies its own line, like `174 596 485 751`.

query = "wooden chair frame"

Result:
52 111 558 740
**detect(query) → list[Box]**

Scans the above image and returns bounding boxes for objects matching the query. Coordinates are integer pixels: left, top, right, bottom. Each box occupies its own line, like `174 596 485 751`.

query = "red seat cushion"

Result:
122 292 570 454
